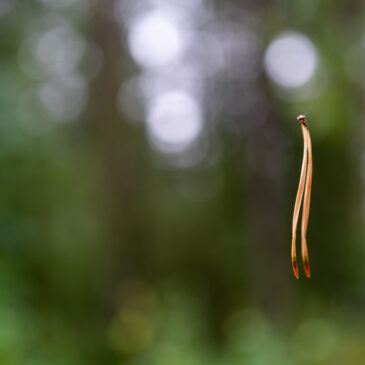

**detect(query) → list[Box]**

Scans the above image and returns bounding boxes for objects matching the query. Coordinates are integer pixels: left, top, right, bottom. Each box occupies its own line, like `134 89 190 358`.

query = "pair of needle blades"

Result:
291 115 312 279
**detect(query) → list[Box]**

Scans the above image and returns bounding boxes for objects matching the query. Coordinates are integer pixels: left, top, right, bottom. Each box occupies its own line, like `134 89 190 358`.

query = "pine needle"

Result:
291 115 312 279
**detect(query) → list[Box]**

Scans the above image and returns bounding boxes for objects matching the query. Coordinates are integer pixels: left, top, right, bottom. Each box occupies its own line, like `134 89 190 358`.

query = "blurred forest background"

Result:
1 0 365 364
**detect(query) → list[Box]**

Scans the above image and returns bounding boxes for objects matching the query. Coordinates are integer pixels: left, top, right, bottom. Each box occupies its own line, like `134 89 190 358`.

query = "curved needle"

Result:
291 117 308 279
301 124 312 278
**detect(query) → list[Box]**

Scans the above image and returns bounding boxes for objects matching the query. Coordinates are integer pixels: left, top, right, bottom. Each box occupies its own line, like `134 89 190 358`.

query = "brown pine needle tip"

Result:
303 254 311 278
292 257 299 279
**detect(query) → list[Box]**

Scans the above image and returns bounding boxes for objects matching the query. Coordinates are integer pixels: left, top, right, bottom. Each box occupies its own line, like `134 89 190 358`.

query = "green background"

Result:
0 0 364 363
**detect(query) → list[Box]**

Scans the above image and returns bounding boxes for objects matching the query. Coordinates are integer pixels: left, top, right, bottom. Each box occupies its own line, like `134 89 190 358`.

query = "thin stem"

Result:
301 126 312 278
291 122 308 279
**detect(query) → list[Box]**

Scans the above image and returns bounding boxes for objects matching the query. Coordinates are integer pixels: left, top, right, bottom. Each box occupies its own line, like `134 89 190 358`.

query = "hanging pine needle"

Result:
291 115 312 279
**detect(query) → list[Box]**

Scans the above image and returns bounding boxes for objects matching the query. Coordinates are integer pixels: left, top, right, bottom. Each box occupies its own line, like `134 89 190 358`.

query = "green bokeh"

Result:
0 0 365 364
